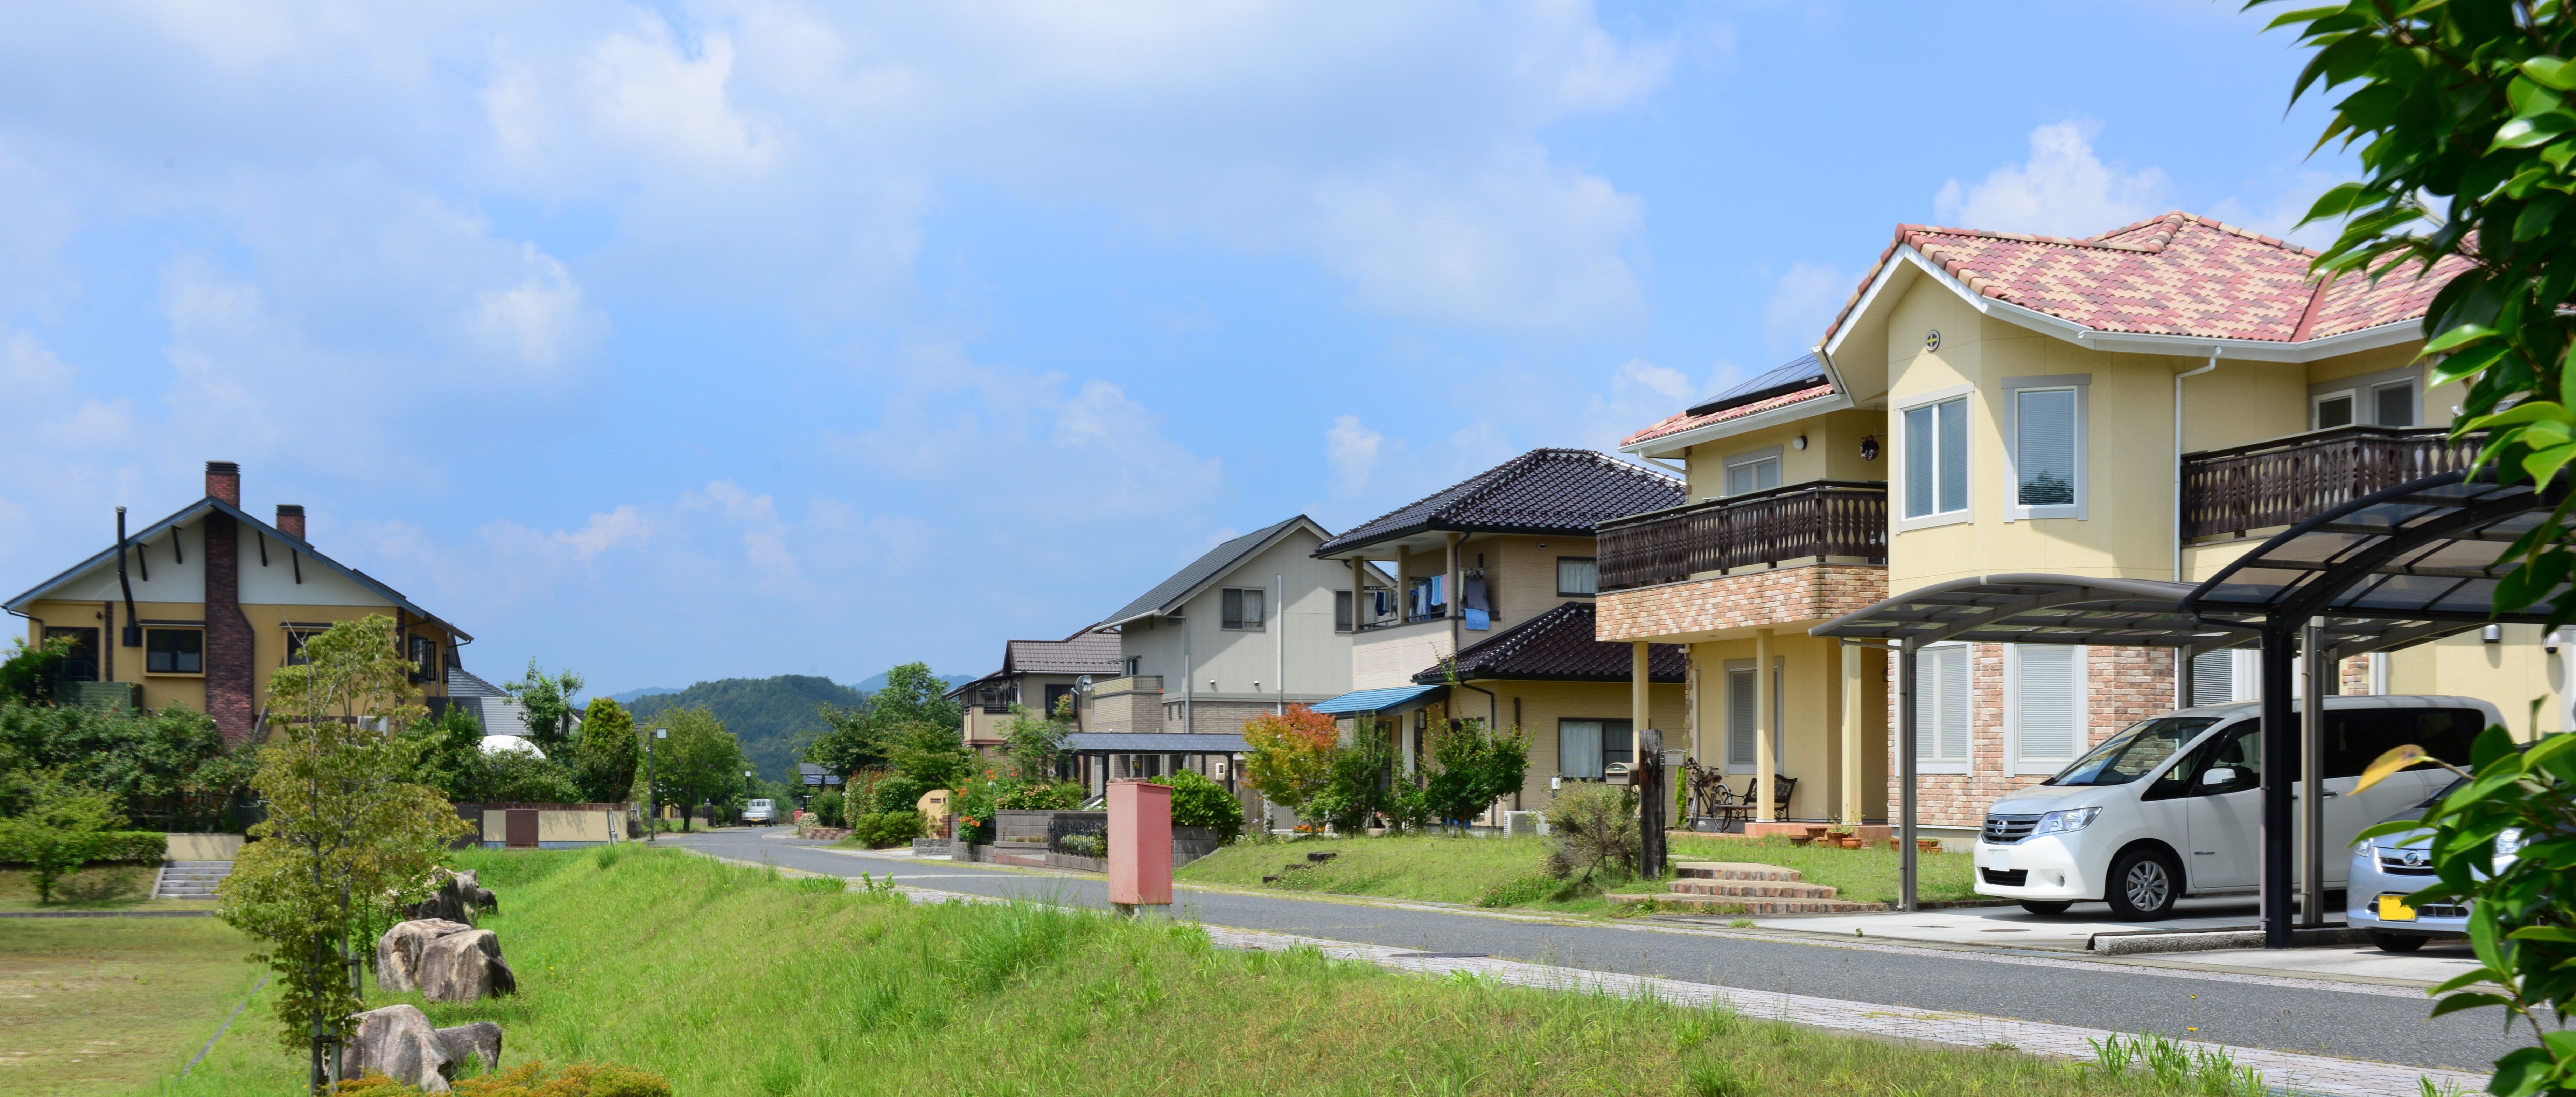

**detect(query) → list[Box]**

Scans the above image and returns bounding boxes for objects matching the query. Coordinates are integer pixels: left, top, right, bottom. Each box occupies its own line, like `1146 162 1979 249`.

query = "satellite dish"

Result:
1076 675 1094 693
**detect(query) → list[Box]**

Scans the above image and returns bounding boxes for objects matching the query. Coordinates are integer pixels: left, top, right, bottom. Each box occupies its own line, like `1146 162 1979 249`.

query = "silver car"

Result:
2346 775 2525 952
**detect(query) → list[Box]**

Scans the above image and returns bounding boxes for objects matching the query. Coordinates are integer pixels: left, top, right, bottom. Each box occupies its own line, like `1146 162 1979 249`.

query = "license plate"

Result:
2378 895 2417 922
1981 849 2009 872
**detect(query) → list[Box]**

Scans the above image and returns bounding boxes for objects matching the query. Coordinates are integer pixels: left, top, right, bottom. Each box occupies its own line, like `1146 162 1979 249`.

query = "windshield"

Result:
2044 716 2219 786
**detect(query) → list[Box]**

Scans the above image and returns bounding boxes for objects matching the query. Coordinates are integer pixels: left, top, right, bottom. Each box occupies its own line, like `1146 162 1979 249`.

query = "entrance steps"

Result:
153 860 233 900
1658 861 1885 915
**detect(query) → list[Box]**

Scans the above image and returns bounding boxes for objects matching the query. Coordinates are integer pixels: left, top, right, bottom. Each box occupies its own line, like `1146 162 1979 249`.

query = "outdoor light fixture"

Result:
1792 435 1808 450
2551 631 2566 654
1859 435 1881 462
2484 624 2504 644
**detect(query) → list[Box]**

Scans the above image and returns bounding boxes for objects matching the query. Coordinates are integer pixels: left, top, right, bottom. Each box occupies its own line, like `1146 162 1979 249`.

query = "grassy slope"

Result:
0 866 200 913
1178 834 1979 910
152 847 2159 1097
0 916 260 1097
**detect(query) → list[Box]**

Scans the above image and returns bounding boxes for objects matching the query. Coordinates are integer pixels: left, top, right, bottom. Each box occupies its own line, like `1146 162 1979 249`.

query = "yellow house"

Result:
1597 211 2546 846
5 461 472 744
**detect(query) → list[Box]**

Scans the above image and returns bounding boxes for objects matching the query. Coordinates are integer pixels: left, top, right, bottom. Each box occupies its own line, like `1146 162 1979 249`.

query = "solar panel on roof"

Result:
1684 354 1829 418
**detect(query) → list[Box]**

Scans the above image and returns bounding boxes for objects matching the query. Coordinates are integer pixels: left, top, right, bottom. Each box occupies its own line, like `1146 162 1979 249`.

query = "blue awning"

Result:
1308 683 1447 717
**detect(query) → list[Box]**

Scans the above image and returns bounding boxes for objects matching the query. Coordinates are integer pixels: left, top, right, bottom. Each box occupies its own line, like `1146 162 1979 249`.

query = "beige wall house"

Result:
945 632 1124 751
1595 210 2552 846
6 461 470 744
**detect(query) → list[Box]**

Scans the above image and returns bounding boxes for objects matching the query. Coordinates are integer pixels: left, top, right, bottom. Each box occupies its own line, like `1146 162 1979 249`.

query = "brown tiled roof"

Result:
1316 449 1683 556
1820 211 2466 346
1621 382 1835 448
1415 601 1685 684
1004 634 1124 676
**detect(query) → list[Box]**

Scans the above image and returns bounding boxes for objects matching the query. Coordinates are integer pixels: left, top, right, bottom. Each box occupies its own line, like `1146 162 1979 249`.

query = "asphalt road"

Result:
663 829 2537 1073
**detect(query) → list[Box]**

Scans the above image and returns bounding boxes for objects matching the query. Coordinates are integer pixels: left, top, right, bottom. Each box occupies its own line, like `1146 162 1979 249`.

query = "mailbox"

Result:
1604 763 1632 787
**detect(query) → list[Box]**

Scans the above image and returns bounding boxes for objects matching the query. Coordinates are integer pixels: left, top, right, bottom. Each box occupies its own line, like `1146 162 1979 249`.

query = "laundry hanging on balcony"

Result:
1463 571 1490 630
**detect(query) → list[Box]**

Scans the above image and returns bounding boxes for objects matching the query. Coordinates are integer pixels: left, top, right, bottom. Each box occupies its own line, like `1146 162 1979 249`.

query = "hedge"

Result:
0 829 167 865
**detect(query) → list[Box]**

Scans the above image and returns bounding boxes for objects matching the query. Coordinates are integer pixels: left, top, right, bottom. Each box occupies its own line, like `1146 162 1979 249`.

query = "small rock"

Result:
346 1005 453 1092
376 920 472 993
434 1021 503 1075
418 929 518 1002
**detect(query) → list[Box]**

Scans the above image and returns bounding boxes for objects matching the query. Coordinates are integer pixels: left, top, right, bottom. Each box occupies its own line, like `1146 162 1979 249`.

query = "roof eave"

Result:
1622 389 1856 460
1314 521 1614 559
1428 669 1686 685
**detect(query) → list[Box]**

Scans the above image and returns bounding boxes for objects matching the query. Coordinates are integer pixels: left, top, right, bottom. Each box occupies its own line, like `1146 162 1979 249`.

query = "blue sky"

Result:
0 1 2353 694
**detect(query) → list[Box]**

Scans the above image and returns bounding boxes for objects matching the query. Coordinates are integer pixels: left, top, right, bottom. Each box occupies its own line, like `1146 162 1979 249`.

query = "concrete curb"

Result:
2091 926 2372 956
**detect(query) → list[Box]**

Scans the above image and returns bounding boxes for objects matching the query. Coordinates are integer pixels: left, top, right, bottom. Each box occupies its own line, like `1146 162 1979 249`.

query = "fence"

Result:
1596 481 1888 591
2180 426 2480 540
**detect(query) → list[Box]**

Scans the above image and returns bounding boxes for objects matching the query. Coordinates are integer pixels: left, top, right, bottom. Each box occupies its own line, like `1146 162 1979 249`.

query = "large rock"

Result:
346 1005 453 1092
434 1021 503 1076
407 868 499 924
418 929 518 1002
376 919 473 993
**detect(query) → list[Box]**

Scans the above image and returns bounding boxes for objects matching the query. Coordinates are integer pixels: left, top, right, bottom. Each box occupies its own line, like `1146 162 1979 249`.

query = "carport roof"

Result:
1812 574 2264 648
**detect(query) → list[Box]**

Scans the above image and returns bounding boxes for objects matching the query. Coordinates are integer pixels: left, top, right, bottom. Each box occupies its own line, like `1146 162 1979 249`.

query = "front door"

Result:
2184 723 2262 890
505 809 539 849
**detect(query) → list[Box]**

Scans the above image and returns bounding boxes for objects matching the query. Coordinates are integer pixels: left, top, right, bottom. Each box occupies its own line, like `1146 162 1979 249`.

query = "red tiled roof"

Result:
1821 211 2466 346
1415 601 1686 684
1620 382 1836 449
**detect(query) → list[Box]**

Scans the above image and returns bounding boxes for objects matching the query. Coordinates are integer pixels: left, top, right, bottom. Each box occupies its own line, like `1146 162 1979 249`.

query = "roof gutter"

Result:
114 507 139 647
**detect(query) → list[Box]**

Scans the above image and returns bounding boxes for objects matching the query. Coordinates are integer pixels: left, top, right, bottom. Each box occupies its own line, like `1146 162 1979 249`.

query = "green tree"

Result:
999 703 1072 782
1154 770 1244 843
0 634 75 705
573 697 638 803
215 615 470 1091
405 706 483 802
504 660 584 756
0 699 249 826
0 772 122 904
1423 718 1531 832
887 720 976 790
868 662 962 729
1240 704 1339 824
638 707 747 831
802 704 889 777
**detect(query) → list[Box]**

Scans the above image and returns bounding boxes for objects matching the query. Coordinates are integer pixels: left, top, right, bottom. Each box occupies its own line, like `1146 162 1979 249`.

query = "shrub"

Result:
1239 705 1339 821
1423 719 1530 830
810 789 846 828
0 775 128 903
852 810 925 849
1057 832 1106 858
1156 770 1243 842
870 775 929 815
993 781 1082 811
0 828 165 865
1544 783 1639 889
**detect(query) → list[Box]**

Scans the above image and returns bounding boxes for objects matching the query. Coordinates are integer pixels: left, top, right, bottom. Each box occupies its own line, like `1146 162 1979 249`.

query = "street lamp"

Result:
647 727 666 843
744 770 754 825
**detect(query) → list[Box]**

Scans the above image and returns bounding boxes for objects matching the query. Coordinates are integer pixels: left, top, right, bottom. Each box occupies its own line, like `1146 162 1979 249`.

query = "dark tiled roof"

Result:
1004 634 1124 675
1415 602 1685 684
1101 515 1323 626
1316 449 1683 556
1685 354 1829 418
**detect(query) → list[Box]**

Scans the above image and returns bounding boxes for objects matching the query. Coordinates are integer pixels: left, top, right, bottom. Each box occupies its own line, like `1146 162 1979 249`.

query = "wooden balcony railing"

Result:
2180 425 2482 540
1597 481 1888 592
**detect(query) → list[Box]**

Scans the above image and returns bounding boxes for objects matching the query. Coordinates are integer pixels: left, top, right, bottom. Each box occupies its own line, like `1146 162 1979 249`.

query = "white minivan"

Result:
1973 695 2493 919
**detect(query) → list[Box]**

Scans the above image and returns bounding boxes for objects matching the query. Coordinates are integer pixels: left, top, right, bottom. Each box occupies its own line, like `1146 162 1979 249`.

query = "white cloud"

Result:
1314 149 1645 328
554 506 651 562
1325 415 1384 498
1764 262 1849 353
1934 121 2170 238
2207 168 2345 250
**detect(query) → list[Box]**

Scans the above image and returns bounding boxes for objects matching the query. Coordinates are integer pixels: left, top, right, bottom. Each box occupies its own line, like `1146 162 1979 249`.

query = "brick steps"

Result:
1659 861 1882 914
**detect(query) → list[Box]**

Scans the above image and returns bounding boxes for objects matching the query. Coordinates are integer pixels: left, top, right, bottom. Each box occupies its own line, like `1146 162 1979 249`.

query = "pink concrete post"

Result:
1107 779 1173 916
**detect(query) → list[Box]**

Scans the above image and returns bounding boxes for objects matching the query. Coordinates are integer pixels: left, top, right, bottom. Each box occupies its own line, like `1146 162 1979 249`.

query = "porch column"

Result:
1754 628 1776 823
1630 641 1649 772
2258 621 2297 948
1839 639 1862 826
1351 558 1365 629
1899 639 1919 912
2301 619 2327 928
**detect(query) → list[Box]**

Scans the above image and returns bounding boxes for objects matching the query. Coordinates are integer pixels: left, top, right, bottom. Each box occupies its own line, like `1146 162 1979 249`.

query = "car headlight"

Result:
2031 807 2101 837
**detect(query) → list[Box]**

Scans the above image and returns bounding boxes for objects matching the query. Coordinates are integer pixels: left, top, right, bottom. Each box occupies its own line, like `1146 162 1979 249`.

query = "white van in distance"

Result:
1972 695 2493 918
743 798 776 824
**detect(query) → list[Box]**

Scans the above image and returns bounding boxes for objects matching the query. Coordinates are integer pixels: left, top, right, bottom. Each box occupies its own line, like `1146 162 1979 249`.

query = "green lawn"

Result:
148 846 2189 1097
0 915 261 1097
1177 833 1981 911
0 865 198 913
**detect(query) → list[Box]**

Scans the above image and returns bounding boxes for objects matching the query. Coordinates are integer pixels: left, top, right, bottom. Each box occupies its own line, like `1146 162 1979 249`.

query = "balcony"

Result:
2180 425 2480 541
1597 481 1888 592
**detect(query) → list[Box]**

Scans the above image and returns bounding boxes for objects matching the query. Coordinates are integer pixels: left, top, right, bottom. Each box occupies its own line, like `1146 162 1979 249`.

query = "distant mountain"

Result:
856 671 980 692
608 686 683 704
625 676 871 783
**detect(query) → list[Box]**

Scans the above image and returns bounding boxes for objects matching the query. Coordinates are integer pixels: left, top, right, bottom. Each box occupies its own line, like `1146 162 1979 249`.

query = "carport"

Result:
1813 467 2561 945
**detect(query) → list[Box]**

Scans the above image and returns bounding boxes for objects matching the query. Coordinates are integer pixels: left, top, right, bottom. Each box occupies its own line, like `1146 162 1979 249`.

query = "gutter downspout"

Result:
2175 348 2221 582
115 507 140 648
1275 574 1284 717
1177 610 1191 736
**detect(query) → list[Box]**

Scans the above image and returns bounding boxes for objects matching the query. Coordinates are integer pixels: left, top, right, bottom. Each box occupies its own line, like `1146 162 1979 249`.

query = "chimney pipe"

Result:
275 504 306 543
205 461 240 506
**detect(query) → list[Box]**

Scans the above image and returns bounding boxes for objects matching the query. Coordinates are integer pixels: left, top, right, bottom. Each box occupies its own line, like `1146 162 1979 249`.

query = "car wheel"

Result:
2104 848 2180 920
2369 930 2428 953
2018 901 2073 916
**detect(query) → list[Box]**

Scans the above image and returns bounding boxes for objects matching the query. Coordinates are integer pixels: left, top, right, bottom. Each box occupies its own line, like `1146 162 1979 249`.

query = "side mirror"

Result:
2201 766 2239 787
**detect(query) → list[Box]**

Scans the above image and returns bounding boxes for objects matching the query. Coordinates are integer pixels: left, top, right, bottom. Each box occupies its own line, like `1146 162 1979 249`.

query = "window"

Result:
1916 644 1970 770
1043 683 1078 720
1124 656 1141 677
2008 645 2084 772
1335 590 1354 632
1722 447 1783 497
1556 557 1598 596
1221 587 1266 630
285 628 324 666
2374 381 2416 427
41 627 98 682
145 628 204 674
2313 389 2357 430
1900 394 1969 521
2003 375 2087 519
1723 660 1784 771
1556 718 1632 779
408 635 438 683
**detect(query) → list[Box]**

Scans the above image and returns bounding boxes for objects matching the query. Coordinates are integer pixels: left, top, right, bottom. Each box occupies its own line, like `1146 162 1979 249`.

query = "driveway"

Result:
661 829 2540 1075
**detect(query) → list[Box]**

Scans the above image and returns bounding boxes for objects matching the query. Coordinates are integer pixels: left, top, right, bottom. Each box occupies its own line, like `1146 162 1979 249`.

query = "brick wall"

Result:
1886 643 2177 832
1595 563 1886 642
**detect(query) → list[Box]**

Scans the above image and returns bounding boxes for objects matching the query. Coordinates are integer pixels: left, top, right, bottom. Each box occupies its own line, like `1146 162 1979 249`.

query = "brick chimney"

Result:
275 504 306 543
205 461 240 506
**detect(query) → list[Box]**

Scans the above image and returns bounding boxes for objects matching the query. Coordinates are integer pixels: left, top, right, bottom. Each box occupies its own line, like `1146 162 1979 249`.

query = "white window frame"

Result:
2308 365 2424 429
1721 446 1784 498
2311 388 2359 430
1893 383 1974 532
1721 657 1785 774
2000 374 2089 522
2004 644 2087 775
1914 642 1972 775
